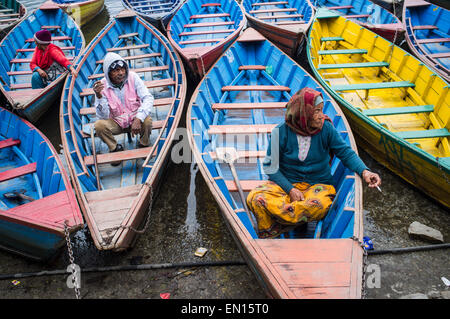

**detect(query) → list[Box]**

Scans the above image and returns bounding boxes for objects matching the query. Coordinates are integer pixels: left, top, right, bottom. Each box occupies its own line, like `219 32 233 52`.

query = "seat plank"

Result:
238 65 267 71
96 53 161 64
87 65 169 80
107 44 149 52
80 97 175 115
208 124 276 135
412 25 438 30
318 61 389 70
250 8 297 14
209 150 265 160
179 38 221 45
84 146 155 165
416 38 450 44
11 56 73 63
344 14 370 19
318 49 367 55
259 14 304 20
80 79 176 97
429 52 450 59
332 81 415 91
190 13 230 19
184 21 234 28
179 29 235 36
224 180 266 192
363 105 434 116
0 162 36 182
201 3 221 7
326 5 354 10
16 46 75 53
395 128 450 139
25 36 71 43
212 102 286 110
0 138 20 149
222 85 290 92
321 36 345 42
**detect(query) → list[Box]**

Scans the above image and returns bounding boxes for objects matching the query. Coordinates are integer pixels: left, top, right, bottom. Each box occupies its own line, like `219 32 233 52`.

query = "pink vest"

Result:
101 72 141 128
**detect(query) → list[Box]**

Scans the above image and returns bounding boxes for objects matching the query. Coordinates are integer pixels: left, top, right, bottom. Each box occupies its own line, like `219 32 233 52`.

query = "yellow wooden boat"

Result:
54 0 104 26
307 9 450 208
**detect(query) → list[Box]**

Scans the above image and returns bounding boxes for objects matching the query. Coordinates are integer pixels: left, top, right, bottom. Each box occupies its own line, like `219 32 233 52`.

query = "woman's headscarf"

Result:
285 87 331 136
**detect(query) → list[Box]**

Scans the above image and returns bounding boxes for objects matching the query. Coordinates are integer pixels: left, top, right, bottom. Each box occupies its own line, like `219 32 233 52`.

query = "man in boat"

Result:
93 52 154 166
30 29 77 89
246 88 381 239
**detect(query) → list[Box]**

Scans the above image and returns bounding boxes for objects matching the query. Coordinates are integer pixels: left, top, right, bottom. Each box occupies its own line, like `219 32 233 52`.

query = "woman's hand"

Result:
362 169 381 188
289 187 305 202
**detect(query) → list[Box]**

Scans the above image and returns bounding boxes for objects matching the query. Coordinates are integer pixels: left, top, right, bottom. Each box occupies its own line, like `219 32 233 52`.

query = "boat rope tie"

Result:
64 221 81 299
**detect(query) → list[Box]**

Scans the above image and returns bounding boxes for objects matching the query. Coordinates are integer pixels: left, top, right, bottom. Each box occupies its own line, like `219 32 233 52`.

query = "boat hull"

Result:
58 0 105 26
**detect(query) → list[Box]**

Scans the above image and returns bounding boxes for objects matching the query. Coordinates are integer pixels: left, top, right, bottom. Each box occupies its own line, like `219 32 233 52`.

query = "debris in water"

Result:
160 293 170 299
194 247 208 257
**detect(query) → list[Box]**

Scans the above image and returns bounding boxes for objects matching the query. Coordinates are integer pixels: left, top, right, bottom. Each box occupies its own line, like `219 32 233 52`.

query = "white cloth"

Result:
296 134 311 161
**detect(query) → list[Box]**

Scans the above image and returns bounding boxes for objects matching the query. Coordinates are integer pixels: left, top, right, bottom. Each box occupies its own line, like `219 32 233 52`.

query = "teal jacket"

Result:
263 121 368 194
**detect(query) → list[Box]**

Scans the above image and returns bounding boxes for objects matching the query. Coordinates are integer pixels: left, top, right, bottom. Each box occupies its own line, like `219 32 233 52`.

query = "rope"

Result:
0 260 246 281
367 243 450 255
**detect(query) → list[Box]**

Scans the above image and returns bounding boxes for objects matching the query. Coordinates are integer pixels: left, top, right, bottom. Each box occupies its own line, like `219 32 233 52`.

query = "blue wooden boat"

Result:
313 0 403 42
167 0 245 78
241 0 314 56
187 28 364 298
0 1 85 123
0 0 27 35
403 0 450 82
60 10 186 251
121 0 185 29
0 106 83 261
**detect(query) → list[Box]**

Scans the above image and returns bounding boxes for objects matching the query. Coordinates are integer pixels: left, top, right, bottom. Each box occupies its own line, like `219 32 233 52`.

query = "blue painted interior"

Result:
242 0 313 24
189 35 358 240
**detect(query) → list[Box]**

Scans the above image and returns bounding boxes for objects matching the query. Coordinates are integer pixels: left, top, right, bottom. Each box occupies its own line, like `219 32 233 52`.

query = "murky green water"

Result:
0 0 448 300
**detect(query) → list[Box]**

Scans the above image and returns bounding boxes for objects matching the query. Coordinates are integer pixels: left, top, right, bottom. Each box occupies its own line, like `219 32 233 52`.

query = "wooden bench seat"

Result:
318 49 367 55
212 102 286 110
179 38 221 45
259 14 303 20
274 20 306 25
0 13 20 17
118 32 139 39
0 138 20 149
184 21 234 28
190 13 230 19
11 56 74 64
82 120 165 139
318 61 389 70
180 29 235 36
225 179 266 192
222 85 290 92
250 8 297 14
80 78 176 97
416 38 450 44
332 81 415 92
252 1 288 6
10 83 32 90
238 65 267 71
41 25 60 29
96 53 161 64
362 105 434 116
395 128 450 139
209 150 266 160
429 52 450 59
326 5 354 10
107 44 149 52
87 65 169 80
16 46 75 53
84 146 155 165
208 124 276 135
25 36 72 43
80 97 175 115
344 14 370 19
0 18 18 24
412 25 438 30
321 36 345 42
201 3 221 7
0 162 36 182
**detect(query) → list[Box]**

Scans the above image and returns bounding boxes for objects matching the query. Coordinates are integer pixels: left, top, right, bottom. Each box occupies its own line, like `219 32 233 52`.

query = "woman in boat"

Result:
30 29 77 89
247 87 381 239
93 52 154 166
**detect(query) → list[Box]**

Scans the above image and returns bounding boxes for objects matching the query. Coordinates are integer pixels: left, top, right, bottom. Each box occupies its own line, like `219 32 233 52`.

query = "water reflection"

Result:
184 162 200 236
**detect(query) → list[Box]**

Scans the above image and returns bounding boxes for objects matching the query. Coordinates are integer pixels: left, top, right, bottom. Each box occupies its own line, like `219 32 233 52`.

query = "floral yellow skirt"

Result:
246 181 336 239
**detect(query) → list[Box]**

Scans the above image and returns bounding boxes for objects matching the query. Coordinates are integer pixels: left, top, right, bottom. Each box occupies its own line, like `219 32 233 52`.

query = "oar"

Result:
215 147 258 231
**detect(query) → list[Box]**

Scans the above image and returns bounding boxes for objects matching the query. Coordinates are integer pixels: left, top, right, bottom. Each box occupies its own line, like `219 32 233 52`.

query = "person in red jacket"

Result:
30 29 77 89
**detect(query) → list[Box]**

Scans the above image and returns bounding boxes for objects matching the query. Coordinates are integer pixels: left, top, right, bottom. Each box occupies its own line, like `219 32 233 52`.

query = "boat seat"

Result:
118 33 139 39
0 9 14 12
10 56 74 64
9 83 33 90
318 49 367 55
87 65 169 79
80 78 176 97
132 3 172 9
41 25 60 29
16 46 75 53
79 97 175 116
412 25 438 31
321 36 345 42
250 8 297 14
332 81 415 92
179 38 221 45
416 38 450 44
407 0 432 7
81 120 165 139
259 14 304 20
209 150 266 160
190 13 230 19
344 14 370 19
224 179 266 192
363 105 434 116
326 5 354 10
429 52 450 59
201 3 221 7
208 124 276 135
252 1 289 6
184 21 234 28
212 102 286 110
274 20 306 25
395 128 450 140
25 36 72 43
180 29 235 36
84 146 157 165
238 65 267 71
0 138 20 149
96 53 161 64
0 13 20 18
0 18 18 24
318 61 389 69
222 85 290 92
0 162 36 182
107 44 150 52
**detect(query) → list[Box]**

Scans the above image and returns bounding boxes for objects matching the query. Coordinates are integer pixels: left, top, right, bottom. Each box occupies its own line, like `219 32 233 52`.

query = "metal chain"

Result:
351 236 368 299
64 221 81 299
436 157 450 185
